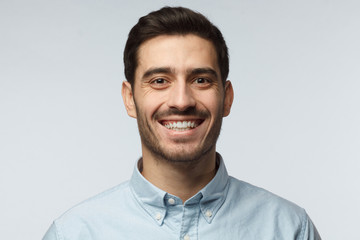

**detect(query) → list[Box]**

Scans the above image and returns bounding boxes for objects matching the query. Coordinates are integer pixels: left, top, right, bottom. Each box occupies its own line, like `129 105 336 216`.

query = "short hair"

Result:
123 6 229 86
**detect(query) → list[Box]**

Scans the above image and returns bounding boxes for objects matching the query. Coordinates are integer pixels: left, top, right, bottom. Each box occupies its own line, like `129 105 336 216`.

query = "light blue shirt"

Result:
43 154 321 240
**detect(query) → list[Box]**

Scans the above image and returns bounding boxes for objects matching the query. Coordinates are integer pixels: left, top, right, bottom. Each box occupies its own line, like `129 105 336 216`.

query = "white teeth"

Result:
164 121 199 131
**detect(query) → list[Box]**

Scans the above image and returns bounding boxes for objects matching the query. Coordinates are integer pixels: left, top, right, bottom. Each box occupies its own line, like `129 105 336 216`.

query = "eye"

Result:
150 78 170 89
152 78 166 84
193 77 212 87
194 78 207 84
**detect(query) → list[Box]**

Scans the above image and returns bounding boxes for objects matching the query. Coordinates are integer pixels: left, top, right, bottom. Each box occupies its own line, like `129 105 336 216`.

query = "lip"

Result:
157 115 203 121
159 119 203 125
156 117 205 137
158 117 204 129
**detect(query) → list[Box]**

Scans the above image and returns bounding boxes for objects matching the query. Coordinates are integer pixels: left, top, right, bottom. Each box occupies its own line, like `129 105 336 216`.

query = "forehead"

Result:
135 34 219 78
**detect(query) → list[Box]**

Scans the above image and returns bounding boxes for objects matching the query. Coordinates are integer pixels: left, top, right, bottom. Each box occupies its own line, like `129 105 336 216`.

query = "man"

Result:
43 7 321 240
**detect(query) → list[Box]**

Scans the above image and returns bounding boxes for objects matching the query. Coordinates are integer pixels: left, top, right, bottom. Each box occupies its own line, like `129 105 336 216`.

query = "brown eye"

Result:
150 78 170 89
152 78 166 84
193 77 212 87
194 78 207 84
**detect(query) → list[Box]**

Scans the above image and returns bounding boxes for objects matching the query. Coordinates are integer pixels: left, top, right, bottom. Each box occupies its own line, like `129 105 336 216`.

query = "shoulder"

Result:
228 176 304 212
49 181 133 239
227 176 308 228
214 177 320 239
60 180 131 217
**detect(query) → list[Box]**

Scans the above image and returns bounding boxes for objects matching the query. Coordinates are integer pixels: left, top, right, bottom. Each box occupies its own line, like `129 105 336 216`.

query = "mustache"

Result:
154 107 209 120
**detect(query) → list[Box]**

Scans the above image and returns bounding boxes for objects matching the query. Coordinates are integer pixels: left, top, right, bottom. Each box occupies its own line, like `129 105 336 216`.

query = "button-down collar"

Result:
44 153 321 240
129 153 230 225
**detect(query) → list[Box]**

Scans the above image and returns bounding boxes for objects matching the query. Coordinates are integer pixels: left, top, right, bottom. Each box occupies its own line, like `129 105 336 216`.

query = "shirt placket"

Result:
179 203 200 240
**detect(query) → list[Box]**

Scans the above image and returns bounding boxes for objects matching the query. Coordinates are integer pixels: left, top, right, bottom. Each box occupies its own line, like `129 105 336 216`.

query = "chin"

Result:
155 144 213 164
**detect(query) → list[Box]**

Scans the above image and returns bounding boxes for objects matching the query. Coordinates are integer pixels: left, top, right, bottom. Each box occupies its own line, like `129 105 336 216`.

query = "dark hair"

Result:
123 6 229 86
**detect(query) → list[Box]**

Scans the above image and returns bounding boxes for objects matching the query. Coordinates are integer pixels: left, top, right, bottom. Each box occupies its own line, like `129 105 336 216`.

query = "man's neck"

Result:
140 148 217 203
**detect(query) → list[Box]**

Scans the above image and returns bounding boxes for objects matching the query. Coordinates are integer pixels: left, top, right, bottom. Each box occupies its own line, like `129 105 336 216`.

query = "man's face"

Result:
123 34 233 163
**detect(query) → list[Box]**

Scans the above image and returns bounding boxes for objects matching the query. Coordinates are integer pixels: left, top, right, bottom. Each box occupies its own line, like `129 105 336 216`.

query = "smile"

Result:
160 120 203 131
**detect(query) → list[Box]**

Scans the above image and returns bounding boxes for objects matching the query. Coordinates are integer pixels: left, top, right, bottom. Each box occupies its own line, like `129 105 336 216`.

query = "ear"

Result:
121 81 137 118
223 80 234 117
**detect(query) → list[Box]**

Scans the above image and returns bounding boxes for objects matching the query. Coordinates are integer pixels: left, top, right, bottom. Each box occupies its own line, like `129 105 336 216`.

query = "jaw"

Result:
139 114 222 164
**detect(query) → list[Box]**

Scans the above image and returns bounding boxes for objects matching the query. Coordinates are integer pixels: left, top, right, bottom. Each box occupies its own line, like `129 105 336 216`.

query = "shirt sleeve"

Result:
42 222 59 240
299 213 322 240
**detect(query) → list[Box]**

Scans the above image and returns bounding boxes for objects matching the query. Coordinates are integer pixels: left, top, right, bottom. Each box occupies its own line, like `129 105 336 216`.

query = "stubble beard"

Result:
135 106 223 164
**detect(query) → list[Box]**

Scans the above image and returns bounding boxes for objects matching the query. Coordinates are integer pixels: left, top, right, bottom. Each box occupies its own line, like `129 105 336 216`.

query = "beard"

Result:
135 106 223 164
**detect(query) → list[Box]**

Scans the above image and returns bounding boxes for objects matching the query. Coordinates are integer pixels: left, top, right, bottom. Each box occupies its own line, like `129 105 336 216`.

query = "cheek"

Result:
134 86 164 112
138 97 166 119
209 100 224 116
196 92 224 114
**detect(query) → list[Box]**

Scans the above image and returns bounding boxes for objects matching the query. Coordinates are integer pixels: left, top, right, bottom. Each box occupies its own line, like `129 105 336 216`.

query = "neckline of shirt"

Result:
129 153 230 225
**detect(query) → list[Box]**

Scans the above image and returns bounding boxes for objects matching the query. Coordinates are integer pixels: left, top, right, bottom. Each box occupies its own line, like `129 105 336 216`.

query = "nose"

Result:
167 81 196 111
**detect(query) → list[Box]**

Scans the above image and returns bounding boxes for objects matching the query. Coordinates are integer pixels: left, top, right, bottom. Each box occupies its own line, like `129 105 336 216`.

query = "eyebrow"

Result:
142 67 173 79
142 67 218 80
188 68 218 78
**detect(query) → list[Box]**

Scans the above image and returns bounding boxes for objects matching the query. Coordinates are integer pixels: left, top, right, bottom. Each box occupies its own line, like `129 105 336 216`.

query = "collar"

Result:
129 153 230 225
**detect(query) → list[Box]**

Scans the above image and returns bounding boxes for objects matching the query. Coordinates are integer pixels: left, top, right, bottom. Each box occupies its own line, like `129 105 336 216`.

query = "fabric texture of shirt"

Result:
43 154 321 240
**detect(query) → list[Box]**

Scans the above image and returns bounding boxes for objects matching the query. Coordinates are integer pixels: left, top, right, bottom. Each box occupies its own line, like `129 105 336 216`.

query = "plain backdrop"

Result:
1 0 359 239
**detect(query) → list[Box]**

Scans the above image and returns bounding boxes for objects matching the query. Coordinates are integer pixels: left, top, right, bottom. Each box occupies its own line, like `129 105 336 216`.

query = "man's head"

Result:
123 6 229 87
122 7 233 164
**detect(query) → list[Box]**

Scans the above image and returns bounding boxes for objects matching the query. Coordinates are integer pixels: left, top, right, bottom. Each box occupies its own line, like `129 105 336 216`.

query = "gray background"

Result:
1 0 359 239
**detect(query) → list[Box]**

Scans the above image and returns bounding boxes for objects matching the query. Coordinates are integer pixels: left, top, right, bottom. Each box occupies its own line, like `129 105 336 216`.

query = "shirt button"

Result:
168 198 175 205
155 213 162 220
184 234 190 240
205 210 212 218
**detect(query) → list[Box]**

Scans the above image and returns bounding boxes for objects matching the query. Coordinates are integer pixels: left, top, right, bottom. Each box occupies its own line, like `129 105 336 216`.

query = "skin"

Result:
122 34 233 202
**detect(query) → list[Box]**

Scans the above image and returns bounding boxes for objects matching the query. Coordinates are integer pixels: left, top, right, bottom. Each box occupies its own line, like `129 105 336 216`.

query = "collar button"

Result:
205 210 213 218
168 198 175 205
155 213 162 220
